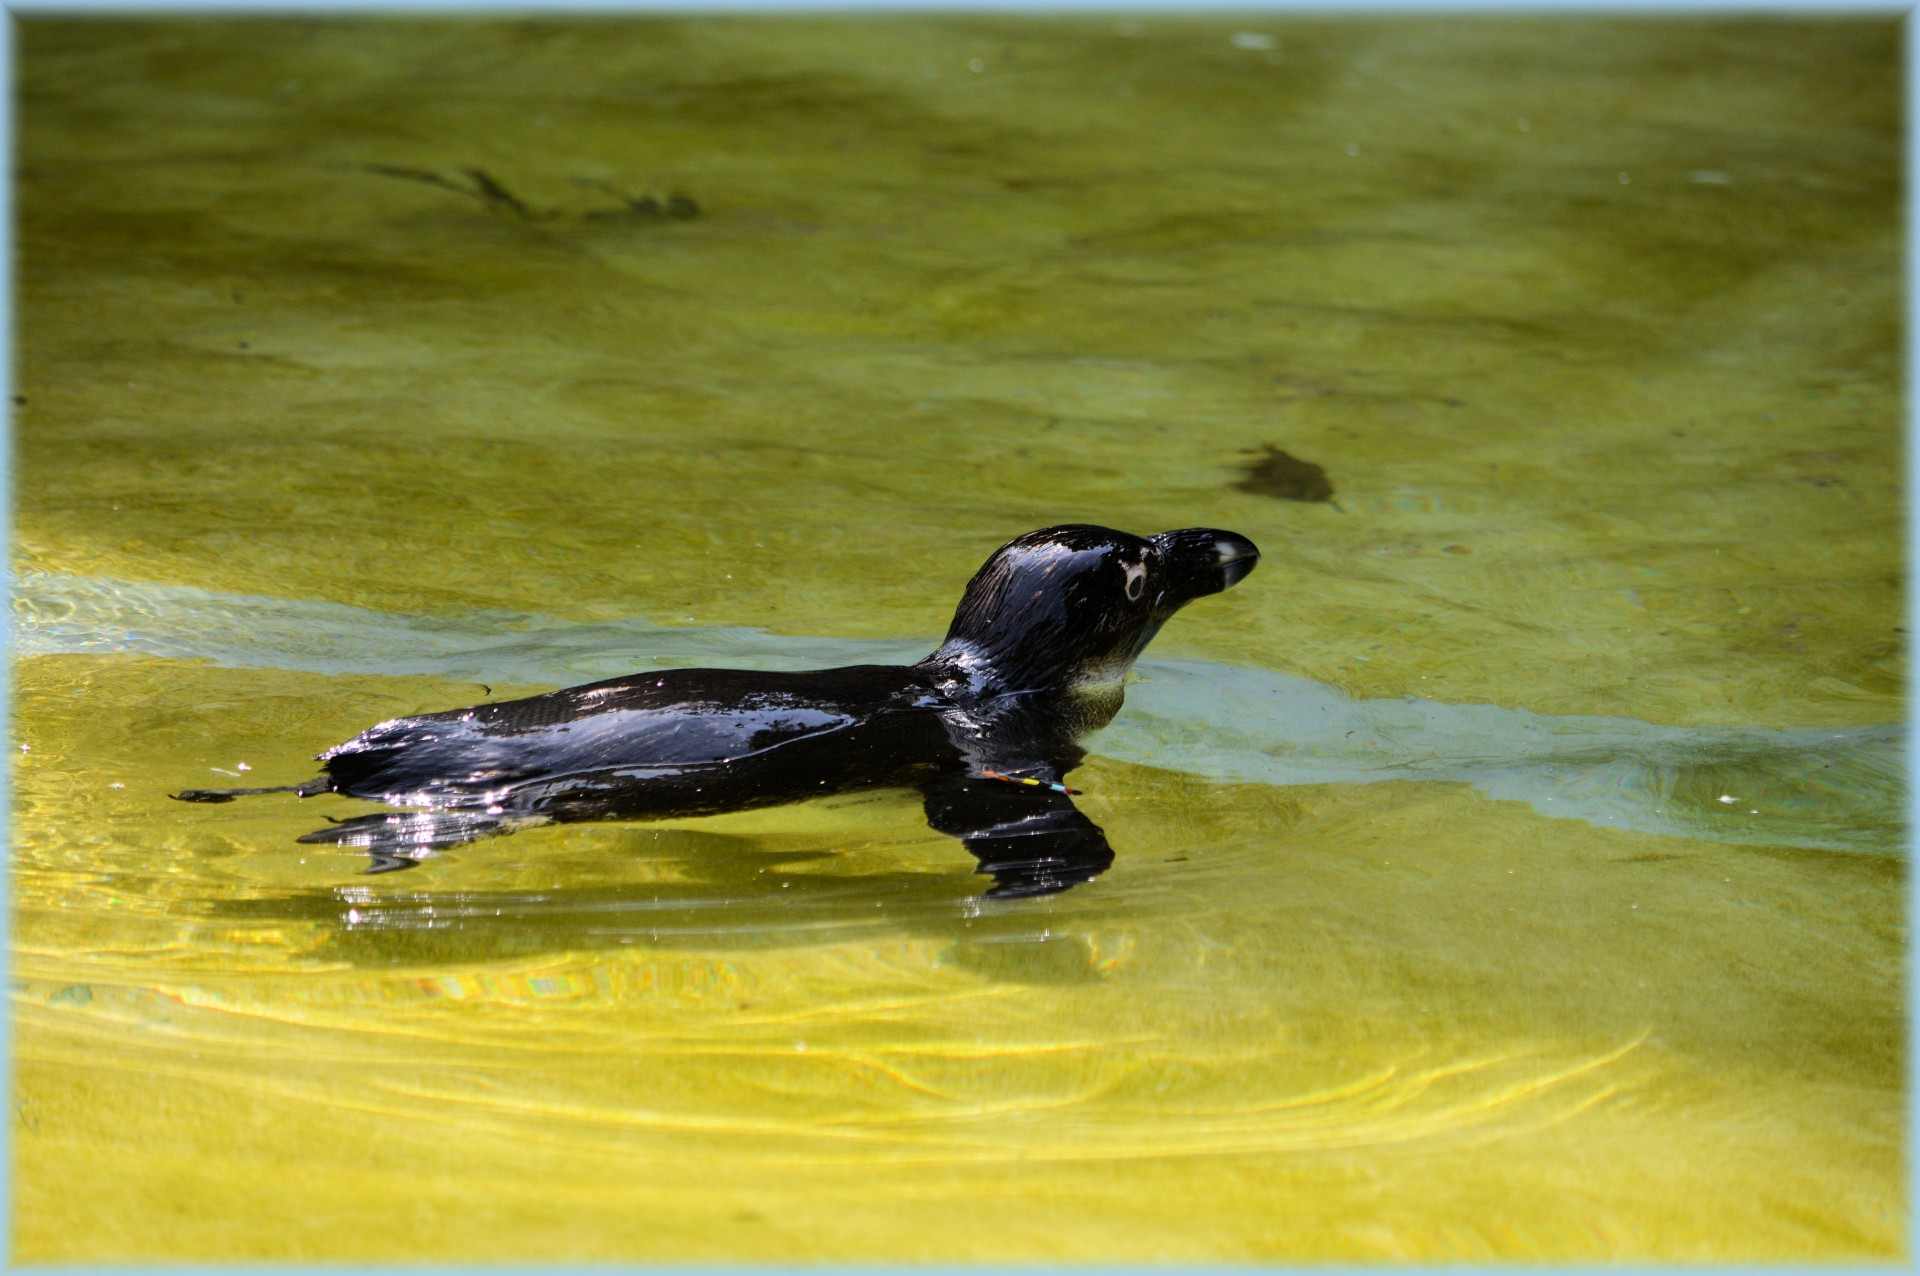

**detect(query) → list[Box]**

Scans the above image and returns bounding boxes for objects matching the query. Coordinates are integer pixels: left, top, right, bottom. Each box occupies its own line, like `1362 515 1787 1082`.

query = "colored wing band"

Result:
979 769 1083 796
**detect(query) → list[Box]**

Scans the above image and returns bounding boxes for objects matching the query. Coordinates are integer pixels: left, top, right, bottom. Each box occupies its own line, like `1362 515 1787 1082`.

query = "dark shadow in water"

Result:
1233 443 1335 502
361 163 702 223
198 820 1131 985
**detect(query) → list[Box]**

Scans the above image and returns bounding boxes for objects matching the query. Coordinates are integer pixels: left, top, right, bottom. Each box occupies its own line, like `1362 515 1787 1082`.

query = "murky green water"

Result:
11 15 1904 1261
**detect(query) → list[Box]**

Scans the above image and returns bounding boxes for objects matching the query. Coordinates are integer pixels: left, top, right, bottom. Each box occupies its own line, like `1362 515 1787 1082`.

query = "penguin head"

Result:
925 524 1260 709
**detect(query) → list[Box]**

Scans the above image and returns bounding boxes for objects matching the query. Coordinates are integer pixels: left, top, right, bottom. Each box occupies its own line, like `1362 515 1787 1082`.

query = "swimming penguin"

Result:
176 524 1259 898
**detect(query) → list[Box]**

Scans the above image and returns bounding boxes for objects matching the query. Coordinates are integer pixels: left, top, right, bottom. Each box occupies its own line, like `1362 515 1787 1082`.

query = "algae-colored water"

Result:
10 16 1905 1261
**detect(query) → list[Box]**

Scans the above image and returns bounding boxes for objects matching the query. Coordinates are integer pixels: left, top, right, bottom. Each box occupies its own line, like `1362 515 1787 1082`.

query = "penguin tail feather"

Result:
173 778 332 803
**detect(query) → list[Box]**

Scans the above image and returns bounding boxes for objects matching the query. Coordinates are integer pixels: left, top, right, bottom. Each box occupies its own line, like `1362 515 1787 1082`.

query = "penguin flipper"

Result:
295 808 532 873
920 772 1114 899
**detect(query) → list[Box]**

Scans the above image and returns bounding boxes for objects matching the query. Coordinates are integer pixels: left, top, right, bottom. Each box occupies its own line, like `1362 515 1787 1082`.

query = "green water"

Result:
11 16 1904 1261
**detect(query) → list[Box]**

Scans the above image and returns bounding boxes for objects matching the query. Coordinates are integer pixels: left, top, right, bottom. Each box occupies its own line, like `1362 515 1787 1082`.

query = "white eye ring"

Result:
1123 561 1147 602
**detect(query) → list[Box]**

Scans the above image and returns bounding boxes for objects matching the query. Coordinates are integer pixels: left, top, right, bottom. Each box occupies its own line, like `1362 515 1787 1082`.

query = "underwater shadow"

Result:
199 819 1134 984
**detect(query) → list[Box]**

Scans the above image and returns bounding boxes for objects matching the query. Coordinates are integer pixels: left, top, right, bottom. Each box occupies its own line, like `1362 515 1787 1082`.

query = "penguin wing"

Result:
318 680 866 804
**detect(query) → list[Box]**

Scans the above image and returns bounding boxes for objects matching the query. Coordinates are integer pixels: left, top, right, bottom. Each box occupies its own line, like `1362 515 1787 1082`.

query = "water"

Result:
11 15 1904 1261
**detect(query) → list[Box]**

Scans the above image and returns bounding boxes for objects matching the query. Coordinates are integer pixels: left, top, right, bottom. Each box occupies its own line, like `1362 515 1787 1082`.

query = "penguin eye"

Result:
1123 561 1147 602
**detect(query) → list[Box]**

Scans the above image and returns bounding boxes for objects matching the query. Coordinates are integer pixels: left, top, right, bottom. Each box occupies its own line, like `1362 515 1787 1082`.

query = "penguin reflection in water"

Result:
178 525 1259 898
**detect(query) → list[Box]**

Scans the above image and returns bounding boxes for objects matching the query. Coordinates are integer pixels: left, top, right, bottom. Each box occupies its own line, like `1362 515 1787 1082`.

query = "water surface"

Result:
11 15 1904 1261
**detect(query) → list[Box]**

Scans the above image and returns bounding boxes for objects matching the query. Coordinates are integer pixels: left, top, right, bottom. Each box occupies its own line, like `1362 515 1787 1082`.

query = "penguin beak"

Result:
1150 528 1261 603
1211 533 1260 590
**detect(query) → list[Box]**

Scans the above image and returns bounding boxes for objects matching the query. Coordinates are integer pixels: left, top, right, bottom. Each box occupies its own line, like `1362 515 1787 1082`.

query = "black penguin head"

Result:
925 524 1260 703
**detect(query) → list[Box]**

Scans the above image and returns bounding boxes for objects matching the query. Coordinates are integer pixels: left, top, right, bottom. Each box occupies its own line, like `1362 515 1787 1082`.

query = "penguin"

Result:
176 524 1259 898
